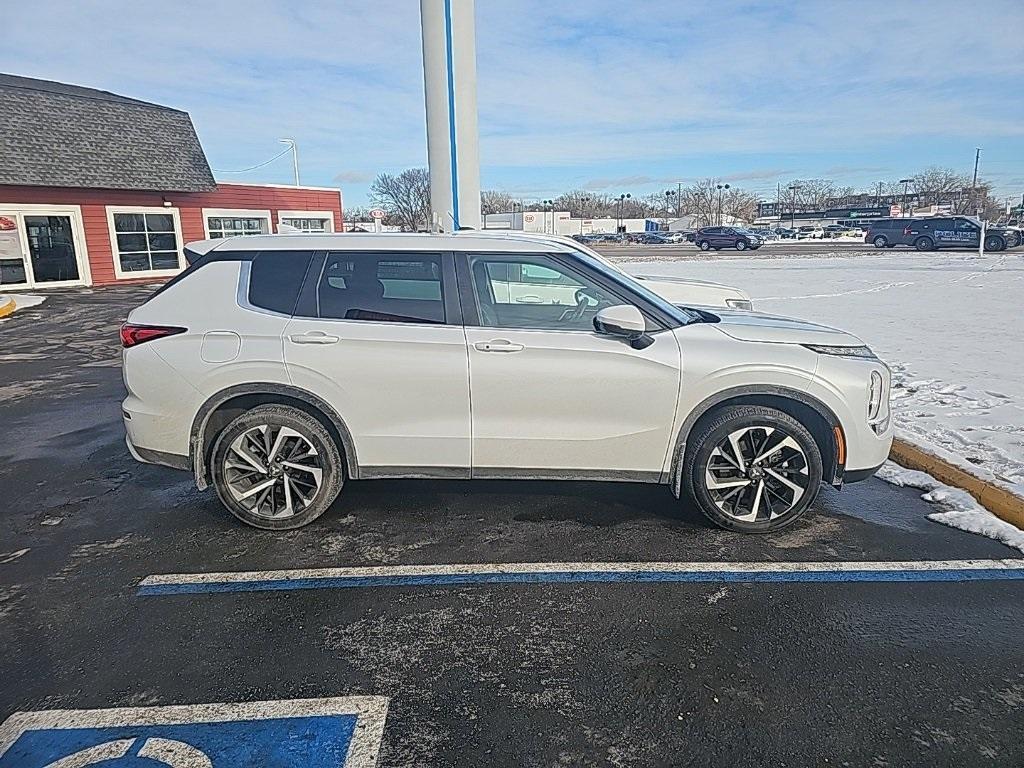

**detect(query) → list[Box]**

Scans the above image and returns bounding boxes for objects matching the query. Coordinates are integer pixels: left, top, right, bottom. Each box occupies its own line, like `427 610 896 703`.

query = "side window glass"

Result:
470 254 626 331
317 252 445 324
248 250 312 314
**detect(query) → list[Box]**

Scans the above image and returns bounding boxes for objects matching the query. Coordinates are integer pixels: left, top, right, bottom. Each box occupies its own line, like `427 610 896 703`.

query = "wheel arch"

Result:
669 386 844 497
190 383 359 489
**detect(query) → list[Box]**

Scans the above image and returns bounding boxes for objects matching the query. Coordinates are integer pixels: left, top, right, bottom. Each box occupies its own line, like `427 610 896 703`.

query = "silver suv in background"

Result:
121 232 892 532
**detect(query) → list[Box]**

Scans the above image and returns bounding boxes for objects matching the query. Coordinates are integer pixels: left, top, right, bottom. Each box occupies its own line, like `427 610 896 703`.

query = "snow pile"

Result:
0 294 46 322
620 251 1024 499
877 462 1024 553
10 294 47 310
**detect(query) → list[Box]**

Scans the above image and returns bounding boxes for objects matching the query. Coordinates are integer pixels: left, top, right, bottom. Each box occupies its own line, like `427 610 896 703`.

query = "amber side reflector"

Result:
833 425 846 465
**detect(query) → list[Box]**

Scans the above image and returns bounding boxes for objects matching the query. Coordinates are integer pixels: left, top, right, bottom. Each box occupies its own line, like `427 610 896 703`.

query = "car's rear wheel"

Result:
872 235 888 248
735 240 747 251
984 235 1003 251
211 404 343 530
698 240 711 251
683 405 822 533
914 236 934 251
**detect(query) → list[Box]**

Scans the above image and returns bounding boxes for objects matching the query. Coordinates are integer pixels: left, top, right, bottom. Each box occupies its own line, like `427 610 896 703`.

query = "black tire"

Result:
683 405 822 533
872 235 888 248
914 236 934 251
211 404 344 530
984 235 1003 252
698 240 711 251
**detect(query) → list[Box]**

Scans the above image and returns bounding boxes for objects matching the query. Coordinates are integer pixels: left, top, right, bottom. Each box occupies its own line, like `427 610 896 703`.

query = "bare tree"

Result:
553 190 601 218
369 168 431 231
721 188 760 224
480 190 516 215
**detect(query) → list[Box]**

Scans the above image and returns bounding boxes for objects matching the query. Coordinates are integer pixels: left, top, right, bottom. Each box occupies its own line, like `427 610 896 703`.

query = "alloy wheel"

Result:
223 424 323 519
704 425 809 522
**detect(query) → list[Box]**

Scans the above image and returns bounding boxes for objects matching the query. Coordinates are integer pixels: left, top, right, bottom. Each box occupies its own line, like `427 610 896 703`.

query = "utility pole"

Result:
875 181 883 207
972 147 982 216
279 138 299 186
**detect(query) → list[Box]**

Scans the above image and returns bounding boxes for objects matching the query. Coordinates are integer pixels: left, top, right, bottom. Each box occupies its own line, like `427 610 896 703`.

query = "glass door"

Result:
0 209 87 288
24 215 81 283
0 212 29 288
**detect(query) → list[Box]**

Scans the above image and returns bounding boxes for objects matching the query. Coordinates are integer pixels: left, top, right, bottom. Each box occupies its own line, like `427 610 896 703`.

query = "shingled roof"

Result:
0 74 216 192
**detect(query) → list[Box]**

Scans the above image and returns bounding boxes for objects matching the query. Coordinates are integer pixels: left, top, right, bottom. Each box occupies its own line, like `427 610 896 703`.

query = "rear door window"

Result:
317 252 446 324
248 250 314 314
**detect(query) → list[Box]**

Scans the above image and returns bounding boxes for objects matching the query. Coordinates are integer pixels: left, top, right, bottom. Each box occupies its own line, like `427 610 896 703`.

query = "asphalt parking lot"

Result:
2 283 1023 767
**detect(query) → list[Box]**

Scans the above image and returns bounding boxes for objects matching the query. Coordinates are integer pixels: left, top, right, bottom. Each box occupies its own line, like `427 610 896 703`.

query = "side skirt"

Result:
358 466 665 484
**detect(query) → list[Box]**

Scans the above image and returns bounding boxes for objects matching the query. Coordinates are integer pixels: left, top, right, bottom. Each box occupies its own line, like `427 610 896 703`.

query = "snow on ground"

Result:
877 462 1024 553
620 250 1024 499
0 294 46 312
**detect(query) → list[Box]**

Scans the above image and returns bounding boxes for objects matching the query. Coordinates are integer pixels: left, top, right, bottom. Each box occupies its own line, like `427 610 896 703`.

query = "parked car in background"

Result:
693 226 763 251
865 216 1018 251
905 217 1016 252
795 226 825 240
752 228 776 240
660 231 687 243
863 219 910 248
636 232 673 244
772 227 797 239
122 231 890 533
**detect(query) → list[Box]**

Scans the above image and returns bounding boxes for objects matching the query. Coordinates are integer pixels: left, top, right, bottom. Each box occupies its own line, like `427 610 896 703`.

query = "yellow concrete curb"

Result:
0 296 15 319
890 437 1024 530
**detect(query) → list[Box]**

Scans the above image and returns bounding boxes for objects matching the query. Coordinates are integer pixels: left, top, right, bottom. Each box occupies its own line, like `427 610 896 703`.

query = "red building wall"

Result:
0 183 343 286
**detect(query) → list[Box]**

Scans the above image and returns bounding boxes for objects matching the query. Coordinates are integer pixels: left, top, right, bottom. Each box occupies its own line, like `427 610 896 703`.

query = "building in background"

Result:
0 74 343 289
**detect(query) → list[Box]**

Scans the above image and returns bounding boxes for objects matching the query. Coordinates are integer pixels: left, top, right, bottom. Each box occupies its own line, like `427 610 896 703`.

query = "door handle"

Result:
474 339 524 353
289 331 340 345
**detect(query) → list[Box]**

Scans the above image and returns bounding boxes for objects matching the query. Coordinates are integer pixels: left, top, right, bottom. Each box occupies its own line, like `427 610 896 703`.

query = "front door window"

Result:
470 253 623 331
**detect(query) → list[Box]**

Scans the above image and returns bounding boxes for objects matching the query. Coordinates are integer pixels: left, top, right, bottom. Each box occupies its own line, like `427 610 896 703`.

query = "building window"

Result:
202 208 273 239
278 210 335 233
107 208 183 276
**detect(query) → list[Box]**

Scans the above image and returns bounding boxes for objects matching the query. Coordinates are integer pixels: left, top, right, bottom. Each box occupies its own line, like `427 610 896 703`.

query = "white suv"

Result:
121 232 892 532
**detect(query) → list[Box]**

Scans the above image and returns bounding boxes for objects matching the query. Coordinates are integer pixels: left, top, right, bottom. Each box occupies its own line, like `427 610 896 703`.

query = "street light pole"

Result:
716 183 730 226
788 185 801 228
542 199 554 234
899 178 913 217
579 195 590 234
279 138 299 186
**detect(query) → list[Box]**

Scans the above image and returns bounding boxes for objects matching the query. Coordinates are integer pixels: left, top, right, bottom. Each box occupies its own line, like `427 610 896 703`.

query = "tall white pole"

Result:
420 0 482 231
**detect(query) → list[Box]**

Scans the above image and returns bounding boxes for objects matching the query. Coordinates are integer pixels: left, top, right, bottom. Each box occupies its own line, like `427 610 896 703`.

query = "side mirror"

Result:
594 305 653 349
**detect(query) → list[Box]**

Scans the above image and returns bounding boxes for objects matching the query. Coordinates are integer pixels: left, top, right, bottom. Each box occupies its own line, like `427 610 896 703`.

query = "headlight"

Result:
801 344 876 359
725 298 753 310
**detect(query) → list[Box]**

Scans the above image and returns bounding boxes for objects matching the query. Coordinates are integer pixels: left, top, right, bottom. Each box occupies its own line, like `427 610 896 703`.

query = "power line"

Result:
213 146 292 174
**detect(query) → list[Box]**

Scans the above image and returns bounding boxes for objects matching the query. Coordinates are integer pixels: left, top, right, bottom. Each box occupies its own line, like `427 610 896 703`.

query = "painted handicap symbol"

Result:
40 737 211 767
0 697 388 768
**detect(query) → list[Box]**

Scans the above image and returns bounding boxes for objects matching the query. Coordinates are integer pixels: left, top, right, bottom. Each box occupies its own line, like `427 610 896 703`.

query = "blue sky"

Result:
4 0 1023 207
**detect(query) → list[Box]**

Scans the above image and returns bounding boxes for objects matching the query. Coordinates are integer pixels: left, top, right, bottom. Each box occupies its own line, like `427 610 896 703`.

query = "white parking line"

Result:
137 558 1024 595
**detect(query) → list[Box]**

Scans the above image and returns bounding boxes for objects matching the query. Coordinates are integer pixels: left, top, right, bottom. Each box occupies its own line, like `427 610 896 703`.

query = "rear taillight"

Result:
120 323 186 348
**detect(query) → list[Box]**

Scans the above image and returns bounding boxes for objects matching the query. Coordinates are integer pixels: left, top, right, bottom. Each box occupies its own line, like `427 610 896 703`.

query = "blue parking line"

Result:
137 566 1024 596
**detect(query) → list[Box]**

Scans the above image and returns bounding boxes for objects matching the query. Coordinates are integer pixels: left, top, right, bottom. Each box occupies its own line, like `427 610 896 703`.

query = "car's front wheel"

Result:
683 405 822 533
735 240 747 251
211 404 344 530
698 240 711 251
